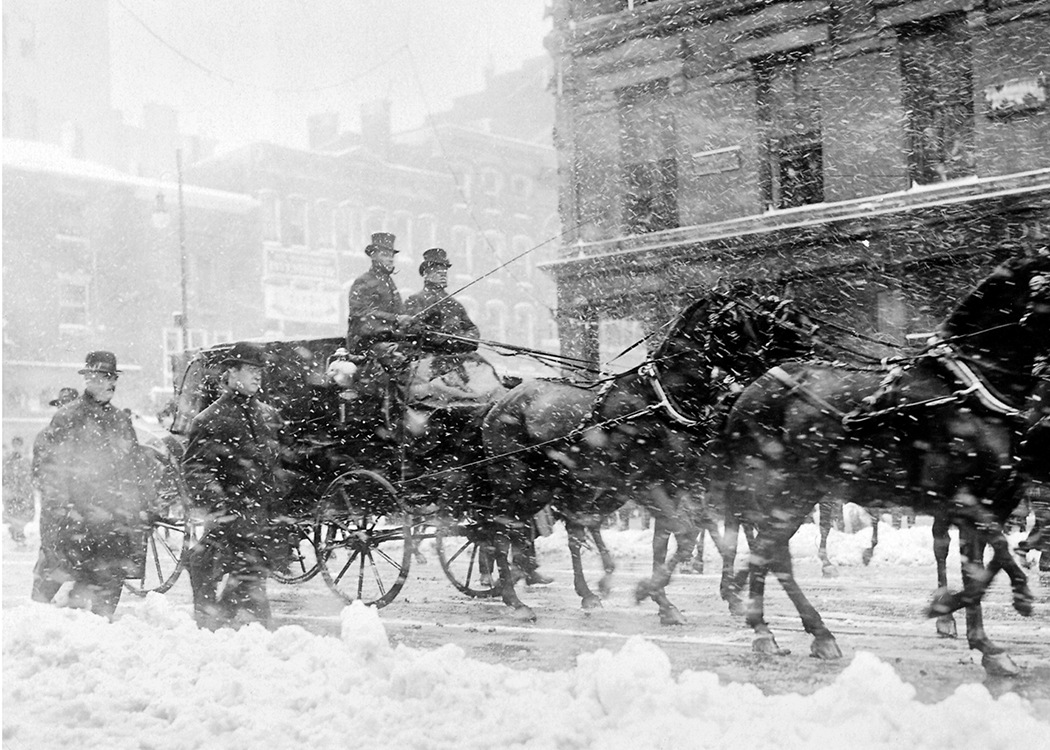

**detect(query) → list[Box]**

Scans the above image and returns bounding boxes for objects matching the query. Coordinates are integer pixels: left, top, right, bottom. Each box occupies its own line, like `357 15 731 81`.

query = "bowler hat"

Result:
219 342 267 368
79 351 121 376
365 232 398 256
419 247 451 275
49 387 80 407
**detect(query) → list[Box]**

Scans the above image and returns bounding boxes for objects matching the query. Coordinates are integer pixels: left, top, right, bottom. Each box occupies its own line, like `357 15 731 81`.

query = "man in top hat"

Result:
182 341 290 630
404 247 480 355
30 351 153 616
346 232 413 356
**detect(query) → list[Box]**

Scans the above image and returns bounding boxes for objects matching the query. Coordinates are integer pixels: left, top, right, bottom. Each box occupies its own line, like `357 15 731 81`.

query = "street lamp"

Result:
150 150 189 350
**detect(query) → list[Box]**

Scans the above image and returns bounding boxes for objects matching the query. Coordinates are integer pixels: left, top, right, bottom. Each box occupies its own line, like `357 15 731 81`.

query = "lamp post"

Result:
151 149 189 351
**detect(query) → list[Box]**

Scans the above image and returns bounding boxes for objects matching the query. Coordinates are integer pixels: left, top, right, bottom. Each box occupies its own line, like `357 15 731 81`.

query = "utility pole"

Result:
176 148 189 350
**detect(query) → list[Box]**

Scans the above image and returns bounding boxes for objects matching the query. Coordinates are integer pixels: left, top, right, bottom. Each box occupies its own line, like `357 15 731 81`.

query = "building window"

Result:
513 303 536 348
391 211 413 253
898 13 974 185
451 225 474 275
485 300 508 342
259 191 279 242
283 195 307 246
755 49 824 210
313 200 334 249
416 214 437 250
59 275 89 328
512 234 535 279
54 197 85 238
599 318 646 372
479 168 503 196
162 328 230 390
618 78 678 234
364 207 387 240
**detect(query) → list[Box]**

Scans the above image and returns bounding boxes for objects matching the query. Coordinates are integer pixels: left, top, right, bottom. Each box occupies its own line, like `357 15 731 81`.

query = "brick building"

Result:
2 140 258 444
545 0 1050 365
189 59 562 377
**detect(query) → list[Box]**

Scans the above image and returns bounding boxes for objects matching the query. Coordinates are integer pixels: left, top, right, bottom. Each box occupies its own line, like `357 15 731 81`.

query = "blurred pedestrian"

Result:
3 437 33 544
182 342 289 630
31 353 152 617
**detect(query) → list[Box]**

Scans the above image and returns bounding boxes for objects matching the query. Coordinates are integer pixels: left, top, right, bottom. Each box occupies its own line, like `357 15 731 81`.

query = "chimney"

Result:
360 99 391 160
307 112 340 150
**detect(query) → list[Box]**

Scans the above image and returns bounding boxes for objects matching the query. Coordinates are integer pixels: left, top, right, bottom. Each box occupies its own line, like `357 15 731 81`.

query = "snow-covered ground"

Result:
4 511 1048 750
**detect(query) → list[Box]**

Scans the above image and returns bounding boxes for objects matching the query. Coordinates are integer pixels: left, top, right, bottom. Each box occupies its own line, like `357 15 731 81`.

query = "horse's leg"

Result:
771 537 842 659
818 497 838 577
957 536 1021 677
565 518 601 609
651 513 671 574
744 528 790 656
492 529 535 621
635 486 693 625
719 512 746 615
588 526 616 596
932 513 957 638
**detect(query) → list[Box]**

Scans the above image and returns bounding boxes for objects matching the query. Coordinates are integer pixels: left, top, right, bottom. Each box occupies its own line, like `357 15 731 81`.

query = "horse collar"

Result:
640 361 704 428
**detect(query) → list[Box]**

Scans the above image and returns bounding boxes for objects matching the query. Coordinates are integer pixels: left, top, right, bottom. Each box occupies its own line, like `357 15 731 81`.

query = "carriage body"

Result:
129 335 511 606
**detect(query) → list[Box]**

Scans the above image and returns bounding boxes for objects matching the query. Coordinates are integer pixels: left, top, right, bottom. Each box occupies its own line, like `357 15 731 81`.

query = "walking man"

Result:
31 352 151 617
182 342 288 630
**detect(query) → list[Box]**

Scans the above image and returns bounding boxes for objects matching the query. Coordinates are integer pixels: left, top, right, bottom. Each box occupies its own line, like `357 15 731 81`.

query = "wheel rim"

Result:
315 470 411 608
436 519 501 598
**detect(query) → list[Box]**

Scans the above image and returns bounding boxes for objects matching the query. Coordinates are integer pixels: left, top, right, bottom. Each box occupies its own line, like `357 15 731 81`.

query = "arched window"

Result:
512 234 535 278
391 211 413 253
513 303 536 348
451 225 473 277
283 195 307 246
313 199 334 249
485 300 508 342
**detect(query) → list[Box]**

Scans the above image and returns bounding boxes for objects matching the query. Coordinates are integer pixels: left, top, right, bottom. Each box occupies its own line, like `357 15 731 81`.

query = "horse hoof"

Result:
810 637 842 660
479 575 494 588
634 580 654 604
581 595 603 610
935 615 958 639
510 605 536 623
821 564 839 578
861 550 874 566
753 635 789 656
659 606 686 626
723 594 747 618
982 652 1020 678
679 566 697 576
925 588 957 618
598 576 613 597
1013 587 1035 617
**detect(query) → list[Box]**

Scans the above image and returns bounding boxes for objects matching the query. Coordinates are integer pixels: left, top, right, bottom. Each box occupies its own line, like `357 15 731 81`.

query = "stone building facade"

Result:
546 0 1050 366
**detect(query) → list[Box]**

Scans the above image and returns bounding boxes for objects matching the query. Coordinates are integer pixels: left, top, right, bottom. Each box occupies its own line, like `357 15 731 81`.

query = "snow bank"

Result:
4 597 1046 750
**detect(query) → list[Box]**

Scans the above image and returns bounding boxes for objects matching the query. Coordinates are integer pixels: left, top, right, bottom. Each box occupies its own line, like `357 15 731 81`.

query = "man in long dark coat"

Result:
404 247 479 355
346 232 412 355
182 342 288 630
31 351 150 617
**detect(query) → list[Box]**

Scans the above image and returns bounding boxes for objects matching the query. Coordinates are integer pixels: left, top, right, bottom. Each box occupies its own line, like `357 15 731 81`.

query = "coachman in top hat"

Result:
404 247 479 355
345 232 413 355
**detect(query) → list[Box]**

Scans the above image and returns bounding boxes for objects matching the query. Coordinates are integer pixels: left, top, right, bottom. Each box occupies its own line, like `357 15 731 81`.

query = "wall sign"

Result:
984 76 1047 117
693 146 742 176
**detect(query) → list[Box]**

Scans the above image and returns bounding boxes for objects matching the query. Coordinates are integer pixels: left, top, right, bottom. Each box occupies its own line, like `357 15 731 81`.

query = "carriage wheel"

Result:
314 469 412 608
270 522 320 584
435 518 501 598
125 452 200 596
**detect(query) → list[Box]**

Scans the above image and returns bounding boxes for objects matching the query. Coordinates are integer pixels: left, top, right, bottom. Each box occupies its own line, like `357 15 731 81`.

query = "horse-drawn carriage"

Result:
127 336 524 607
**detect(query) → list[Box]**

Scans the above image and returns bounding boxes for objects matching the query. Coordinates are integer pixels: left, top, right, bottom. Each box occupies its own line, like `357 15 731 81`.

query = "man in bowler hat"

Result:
346 232 413 355
404 247 480 354
31 351 152 616
182 342 289 629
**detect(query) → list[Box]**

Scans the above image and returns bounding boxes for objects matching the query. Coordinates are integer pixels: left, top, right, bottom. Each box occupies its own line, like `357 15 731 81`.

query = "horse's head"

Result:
940 253 1050 401
651 291 817 412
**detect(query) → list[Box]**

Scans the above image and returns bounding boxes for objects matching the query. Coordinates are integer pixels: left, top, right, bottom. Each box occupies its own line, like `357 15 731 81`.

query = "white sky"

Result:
108 0 552 150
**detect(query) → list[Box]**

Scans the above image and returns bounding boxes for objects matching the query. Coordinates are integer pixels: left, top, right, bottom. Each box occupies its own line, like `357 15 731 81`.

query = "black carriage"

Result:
127 336 521 607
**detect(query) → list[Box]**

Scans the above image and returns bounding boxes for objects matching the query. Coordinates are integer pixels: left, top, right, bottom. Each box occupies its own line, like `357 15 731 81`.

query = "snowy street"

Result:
6 519 1049 716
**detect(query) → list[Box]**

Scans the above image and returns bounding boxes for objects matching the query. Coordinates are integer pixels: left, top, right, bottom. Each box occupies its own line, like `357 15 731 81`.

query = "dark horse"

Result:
478 291 817 622
716 253 1050 676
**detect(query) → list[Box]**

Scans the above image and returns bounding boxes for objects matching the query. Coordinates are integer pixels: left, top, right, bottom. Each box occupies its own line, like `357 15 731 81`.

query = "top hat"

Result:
79 351 121 376
365 232 398 256
419 247 451 275
219 342 268 369
49 387 80 407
